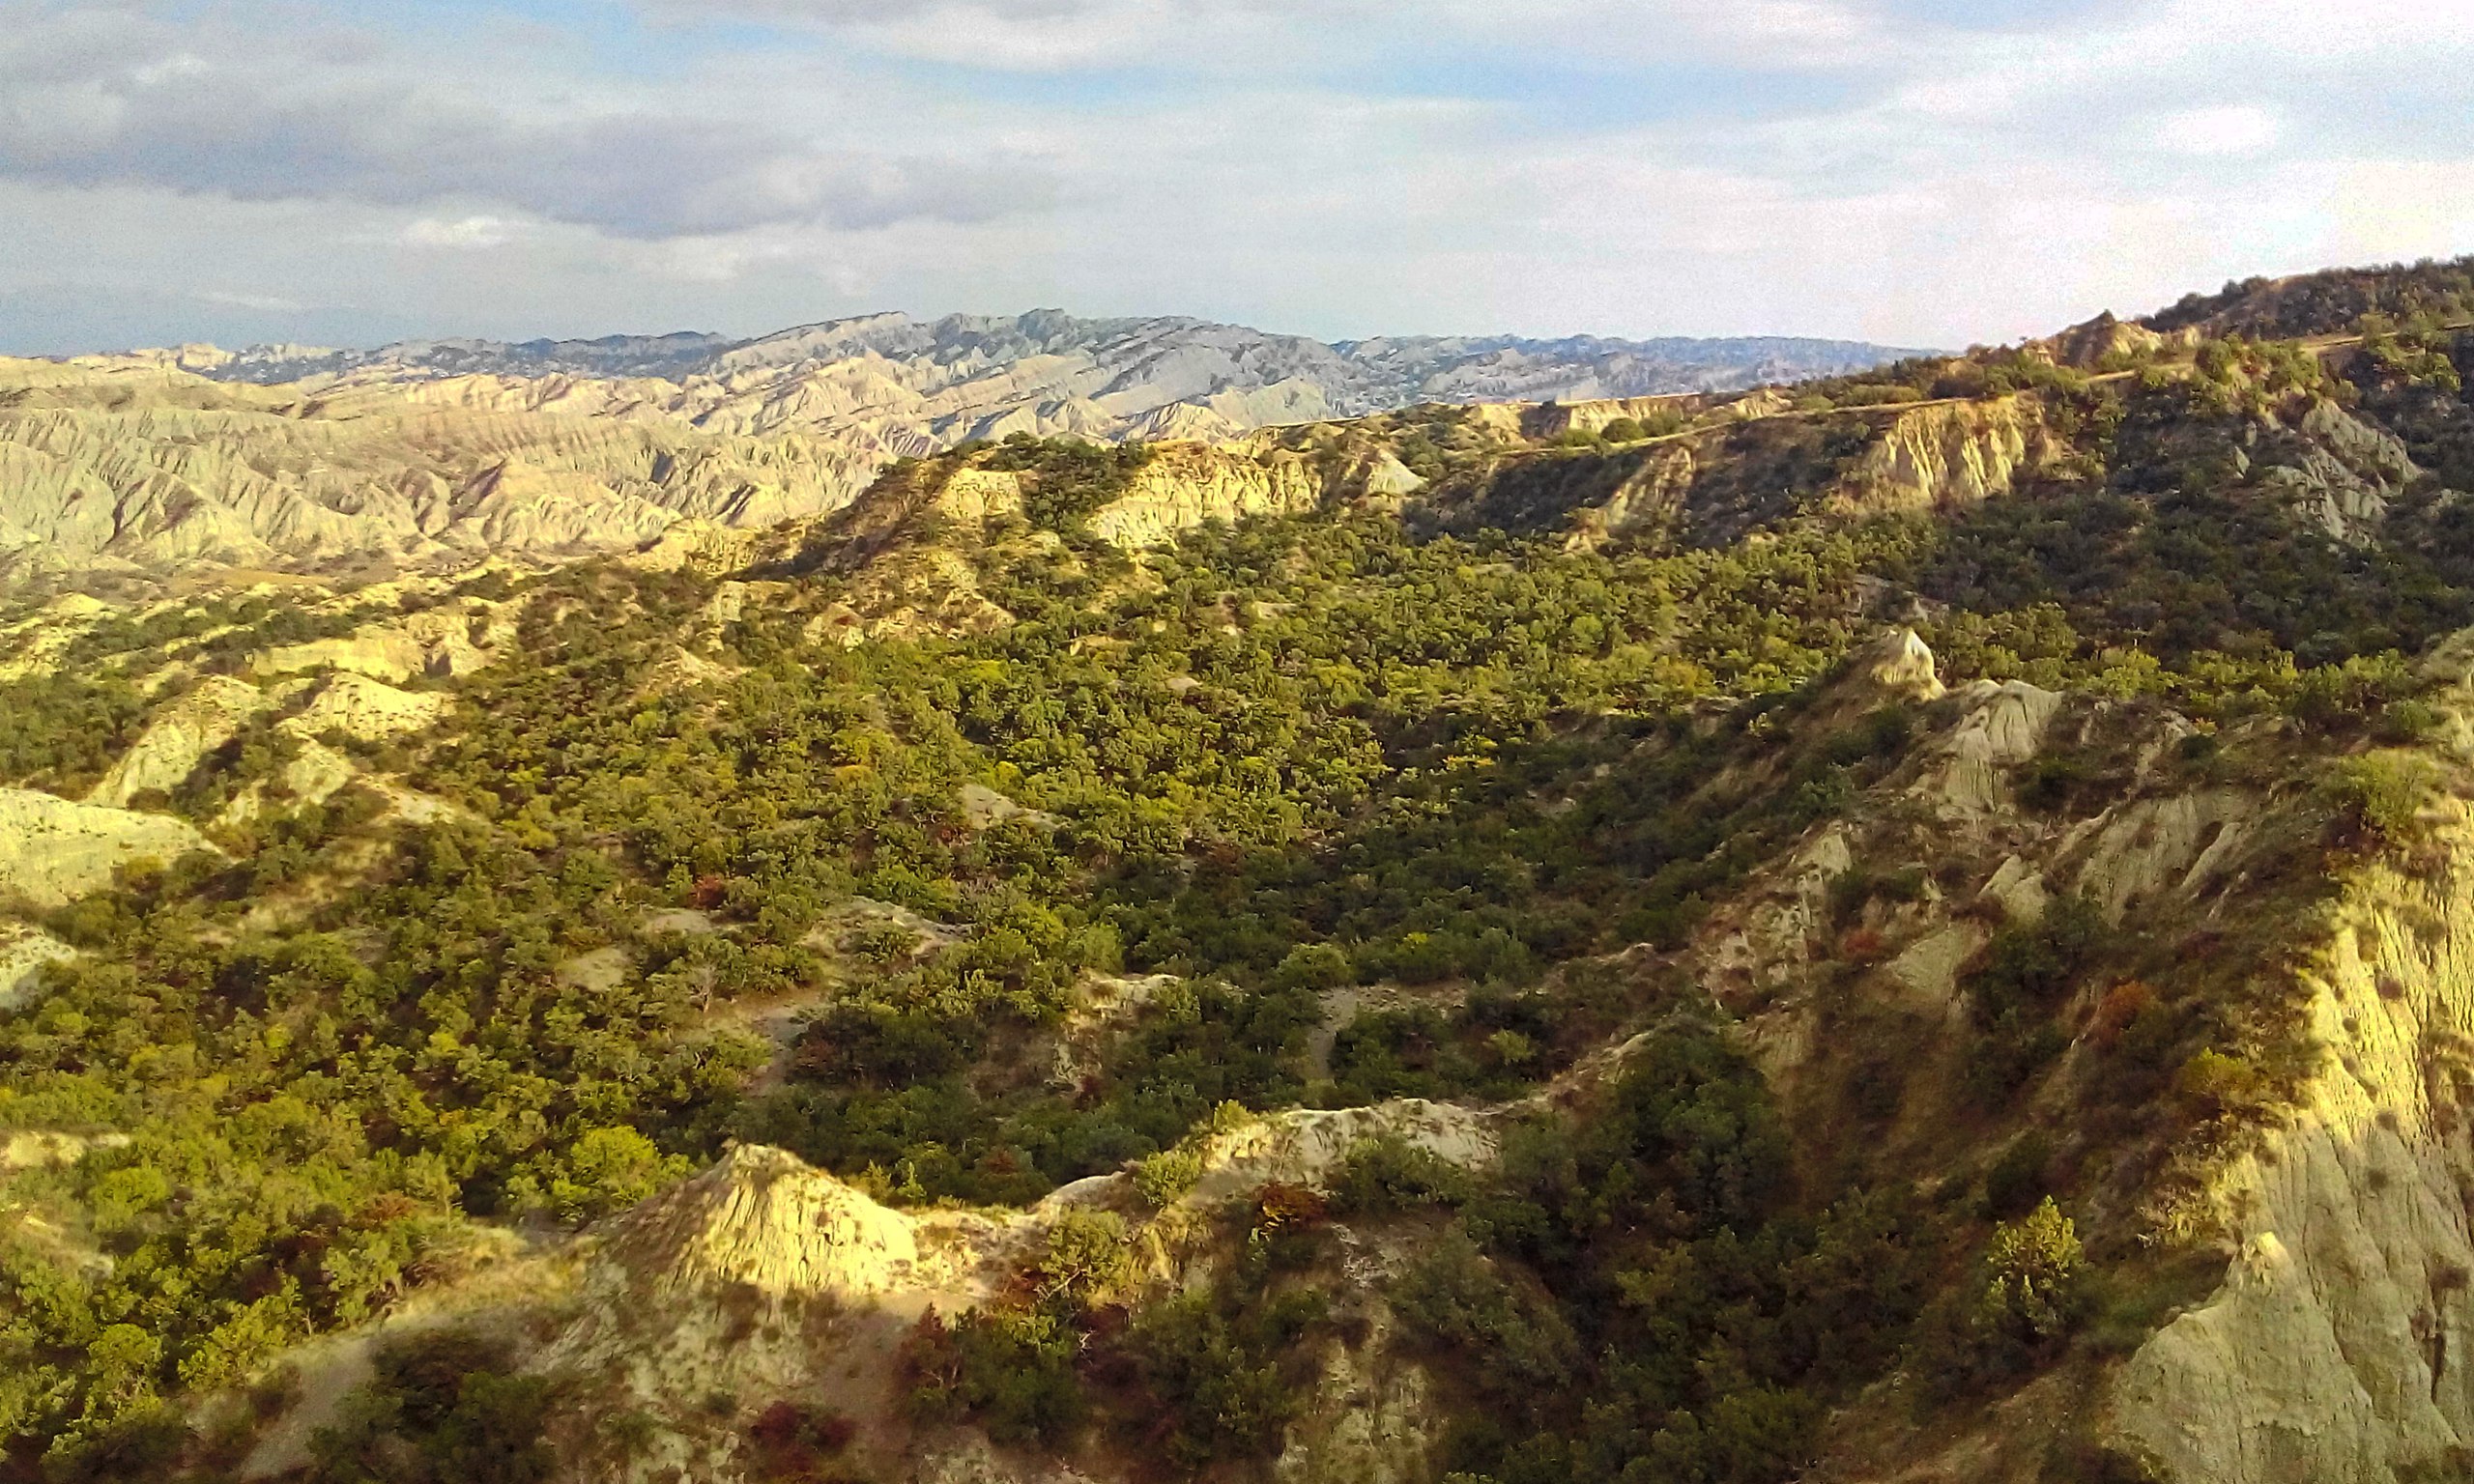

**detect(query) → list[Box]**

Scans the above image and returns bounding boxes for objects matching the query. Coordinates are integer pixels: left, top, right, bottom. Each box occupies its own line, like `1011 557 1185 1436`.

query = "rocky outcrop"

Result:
0 923 73 1009
0 788 216 906
1085 444 1328 546
0 357 877 584
1930 679 2066 814
622 520 763 576
2070 788 2259 923
279 673 453 743
17 318 1915 585
1522 393 1701 441
601 1144 926 1301
2041 312 2171 368
1566 445 1697 548
251 608 498 682
1830 396 2046 514
216 740 357 826
2255 397 2422 547
0 593 112 682
158 314 1913 433
932 469 1027 525
1186 1099 1499 1206
84 675 276 808
0 1128 129 1172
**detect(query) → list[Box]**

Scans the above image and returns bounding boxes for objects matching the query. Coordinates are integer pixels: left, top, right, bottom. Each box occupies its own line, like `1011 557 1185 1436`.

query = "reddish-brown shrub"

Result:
2088 980 2157 1050
750 1400 857 1466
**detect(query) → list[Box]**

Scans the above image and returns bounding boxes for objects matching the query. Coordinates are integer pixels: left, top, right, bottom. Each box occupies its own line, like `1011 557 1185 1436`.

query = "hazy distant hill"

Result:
167 309 1922 421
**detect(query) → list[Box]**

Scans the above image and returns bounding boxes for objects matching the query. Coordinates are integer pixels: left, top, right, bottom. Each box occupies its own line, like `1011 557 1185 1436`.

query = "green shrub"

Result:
1037 1210 1133 1303
902 1307 1084 1445
1918 1198 2086 1396
1391 1229 1579 1399
515 1126 686 1226
1123 1289 1326 1469
1134 1143 1207 1208
306 1329 560 1484
1975 1199 2086 1345
2018 752 2094 812
1328 1134 1475 1216
2377 700 2444 745
1980 1131 2053 1220
2173 1048 2260 1115
2325 752 2440 843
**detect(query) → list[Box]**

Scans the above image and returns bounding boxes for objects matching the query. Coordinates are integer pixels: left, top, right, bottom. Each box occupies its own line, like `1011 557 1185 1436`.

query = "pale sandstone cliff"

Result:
0 787 215 906
83 674 280 808
2253 396 2423 547
18 318 1912 585
238 1099 1492 1484
1521 393 1703 441
2106 811 2474 1483
279 672 454 742
0 922 73 1009
1084 444 1328 546
250 606 503 682
1827 395 2048 514
1671 631 2474 1484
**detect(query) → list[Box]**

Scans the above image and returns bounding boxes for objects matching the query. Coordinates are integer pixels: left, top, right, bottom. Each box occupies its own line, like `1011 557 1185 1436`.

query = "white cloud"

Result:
0 0 2466 354
403 214 517 249
2155 104 2281 158
0 8 1056 237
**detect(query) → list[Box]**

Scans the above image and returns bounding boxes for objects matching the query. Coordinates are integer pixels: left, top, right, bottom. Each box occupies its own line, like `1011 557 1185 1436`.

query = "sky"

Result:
0 0 2470 355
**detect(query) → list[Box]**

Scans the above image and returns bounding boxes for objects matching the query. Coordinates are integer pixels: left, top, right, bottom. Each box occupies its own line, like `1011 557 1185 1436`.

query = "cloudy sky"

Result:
0 0 2468 354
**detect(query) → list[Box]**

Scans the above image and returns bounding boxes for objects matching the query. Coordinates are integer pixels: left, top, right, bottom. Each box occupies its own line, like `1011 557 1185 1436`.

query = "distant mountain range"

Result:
156 309 1926 425
0 310 1928 587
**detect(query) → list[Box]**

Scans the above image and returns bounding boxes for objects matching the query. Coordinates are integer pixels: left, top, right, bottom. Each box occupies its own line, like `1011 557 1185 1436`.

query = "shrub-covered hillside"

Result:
1 268 2472 1483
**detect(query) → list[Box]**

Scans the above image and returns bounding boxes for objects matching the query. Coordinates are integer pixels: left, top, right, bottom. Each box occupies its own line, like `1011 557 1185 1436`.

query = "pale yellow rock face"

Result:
2108 821 2474 1483
0 1128 129 1171
2041 312 2168 368
252 608 498 683
84 675 275 808
279 673 453 743
0 922 74 1009
1568 445 1697 548
2257 397 2422 547
1186 1099 1500 1207
1860 628 1948 705
1884 924 1988 1017
620 520 761 575
1522 393 1701 441
1356 450 1427 499
933 468 1026 524
1831 396 2044 514
1084 443 1326 546
0 594 112 682
216 740 358 827
602 1144 923 1301
0 787 216 906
